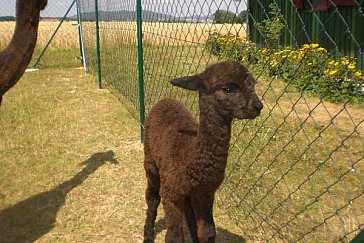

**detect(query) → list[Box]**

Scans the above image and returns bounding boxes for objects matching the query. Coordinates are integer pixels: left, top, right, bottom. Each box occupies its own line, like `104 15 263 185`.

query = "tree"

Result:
238 10 248 23
213 10 238 24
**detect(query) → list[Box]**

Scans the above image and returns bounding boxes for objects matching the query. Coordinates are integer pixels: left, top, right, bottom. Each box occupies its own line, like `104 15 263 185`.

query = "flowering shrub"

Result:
205 32 259 63
321 57 364 102
205 32 364 103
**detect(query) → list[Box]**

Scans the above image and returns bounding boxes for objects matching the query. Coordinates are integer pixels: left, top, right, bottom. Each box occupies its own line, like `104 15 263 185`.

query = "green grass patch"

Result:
83 39 363 241
0 55 245 242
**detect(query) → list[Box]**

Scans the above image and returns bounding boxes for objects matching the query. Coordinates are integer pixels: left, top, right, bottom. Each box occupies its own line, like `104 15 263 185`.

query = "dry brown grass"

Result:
0 21 79 51
99 42 363 241
103 22 246 45
0 21 246 51
0 65 244 242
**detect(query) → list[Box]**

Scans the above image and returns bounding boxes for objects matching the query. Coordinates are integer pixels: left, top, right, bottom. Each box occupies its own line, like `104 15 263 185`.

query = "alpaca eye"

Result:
221 85 236 94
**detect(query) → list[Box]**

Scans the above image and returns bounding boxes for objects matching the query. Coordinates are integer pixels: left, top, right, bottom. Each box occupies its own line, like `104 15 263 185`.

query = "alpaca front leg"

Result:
161 192 185 243
191 194 216 243
143 161 161 243
143 183 160 243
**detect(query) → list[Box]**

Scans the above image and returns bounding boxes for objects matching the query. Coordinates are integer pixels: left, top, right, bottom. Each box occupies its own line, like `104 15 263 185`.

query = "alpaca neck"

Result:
197 113 232 164
187 96 232 190
0 0 41 92
7 0 40 62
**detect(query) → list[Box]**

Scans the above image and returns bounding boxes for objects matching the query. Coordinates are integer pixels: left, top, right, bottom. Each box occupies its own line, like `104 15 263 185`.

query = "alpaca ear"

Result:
170 75 203 91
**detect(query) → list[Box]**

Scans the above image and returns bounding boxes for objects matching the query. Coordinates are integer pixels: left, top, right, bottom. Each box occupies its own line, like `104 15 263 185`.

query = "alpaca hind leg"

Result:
184 197 199 243
191 194 216 243
143 162 160 243
161 191 184 243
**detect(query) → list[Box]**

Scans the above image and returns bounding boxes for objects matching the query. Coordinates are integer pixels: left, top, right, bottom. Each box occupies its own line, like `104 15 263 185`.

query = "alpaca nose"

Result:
250 95 263 111
254 99 263 111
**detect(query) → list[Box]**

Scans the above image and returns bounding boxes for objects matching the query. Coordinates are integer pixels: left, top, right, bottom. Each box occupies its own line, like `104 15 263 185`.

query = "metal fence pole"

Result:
76 1 83 66
95 0 102 89
33 0 76 68
76 0 86 69
136 0 146 142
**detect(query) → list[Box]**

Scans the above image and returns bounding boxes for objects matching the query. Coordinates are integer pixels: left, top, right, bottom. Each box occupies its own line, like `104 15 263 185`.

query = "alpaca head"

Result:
18 0 47 20
170 61 263 120
24 0 47 12
37 0 48 10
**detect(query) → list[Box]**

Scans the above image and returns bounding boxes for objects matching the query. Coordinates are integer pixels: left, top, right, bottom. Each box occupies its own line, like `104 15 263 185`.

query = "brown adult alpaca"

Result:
0 0 47 105
143 61 263 243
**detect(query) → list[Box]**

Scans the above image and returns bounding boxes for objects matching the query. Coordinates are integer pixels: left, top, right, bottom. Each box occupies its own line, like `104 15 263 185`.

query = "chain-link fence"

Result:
77 0 363 241
0 0 81 68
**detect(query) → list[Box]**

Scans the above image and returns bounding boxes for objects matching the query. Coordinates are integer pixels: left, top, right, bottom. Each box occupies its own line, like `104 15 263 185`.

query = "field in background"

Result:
0 21 79 51
98 22 246 45
0 21 246 50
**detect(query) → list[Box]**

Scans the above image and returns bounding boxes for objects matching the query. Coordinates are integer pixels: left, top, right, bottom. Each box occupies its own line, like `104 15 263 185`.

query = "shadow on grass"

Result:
154 218 246 243
0 150 118 243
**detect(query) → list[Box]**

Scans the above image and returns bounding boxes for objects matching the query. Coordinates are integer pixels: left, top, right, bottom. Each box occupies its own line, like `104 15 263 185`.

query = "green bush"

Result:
255 3 284 50
205 32 260 64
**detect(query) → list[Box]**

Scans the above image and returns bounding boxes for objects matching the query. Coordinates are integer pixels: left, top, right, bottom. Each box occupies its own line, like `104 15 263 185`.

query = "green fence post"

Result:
95 0 102 89
351 229 364 243
136 0 146 142
76 0 84 67
33 0 76 68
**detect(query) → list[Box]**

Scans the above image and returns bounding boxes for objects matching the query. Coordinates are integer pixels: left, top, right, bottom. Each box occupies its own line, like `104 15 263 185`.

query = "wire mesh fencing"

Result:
78 0 364 242
0 0 81 69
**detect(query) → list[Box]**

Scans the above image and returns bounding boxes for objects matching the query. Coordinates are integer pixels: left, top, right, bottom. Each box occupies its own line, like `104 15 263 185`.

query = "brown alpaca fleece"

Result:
0 0 47 105
143 61 263 243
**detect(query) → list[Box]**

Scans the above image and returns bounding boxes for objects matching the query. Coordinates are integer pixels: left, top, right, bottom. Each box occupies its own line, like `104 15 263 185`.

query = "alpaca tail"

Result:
184 197 199 243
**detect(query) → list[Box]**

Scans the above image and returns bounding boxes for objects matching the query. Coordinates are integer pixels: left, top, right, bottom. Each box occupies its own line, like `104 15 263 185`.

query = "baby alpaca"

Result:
143 61 263 243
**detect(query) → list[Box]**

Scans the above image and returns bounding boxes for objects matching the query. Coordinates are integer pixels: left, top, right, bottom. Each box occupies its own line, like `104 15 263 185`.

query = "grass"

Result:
0 52 245 242
80 35 364 241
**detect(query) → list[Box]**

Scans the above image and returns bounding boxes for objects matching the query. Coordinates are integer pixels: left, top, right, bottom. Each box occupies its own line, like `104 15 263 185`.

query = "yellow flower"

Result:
310 43 319 48
354 70 363 77
302 44 309 49
347 63 355 69
329 70 338 75
269 61 277 67
328 60 335 65
341 57 349 65
317 47 327 52
260 48 268 55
